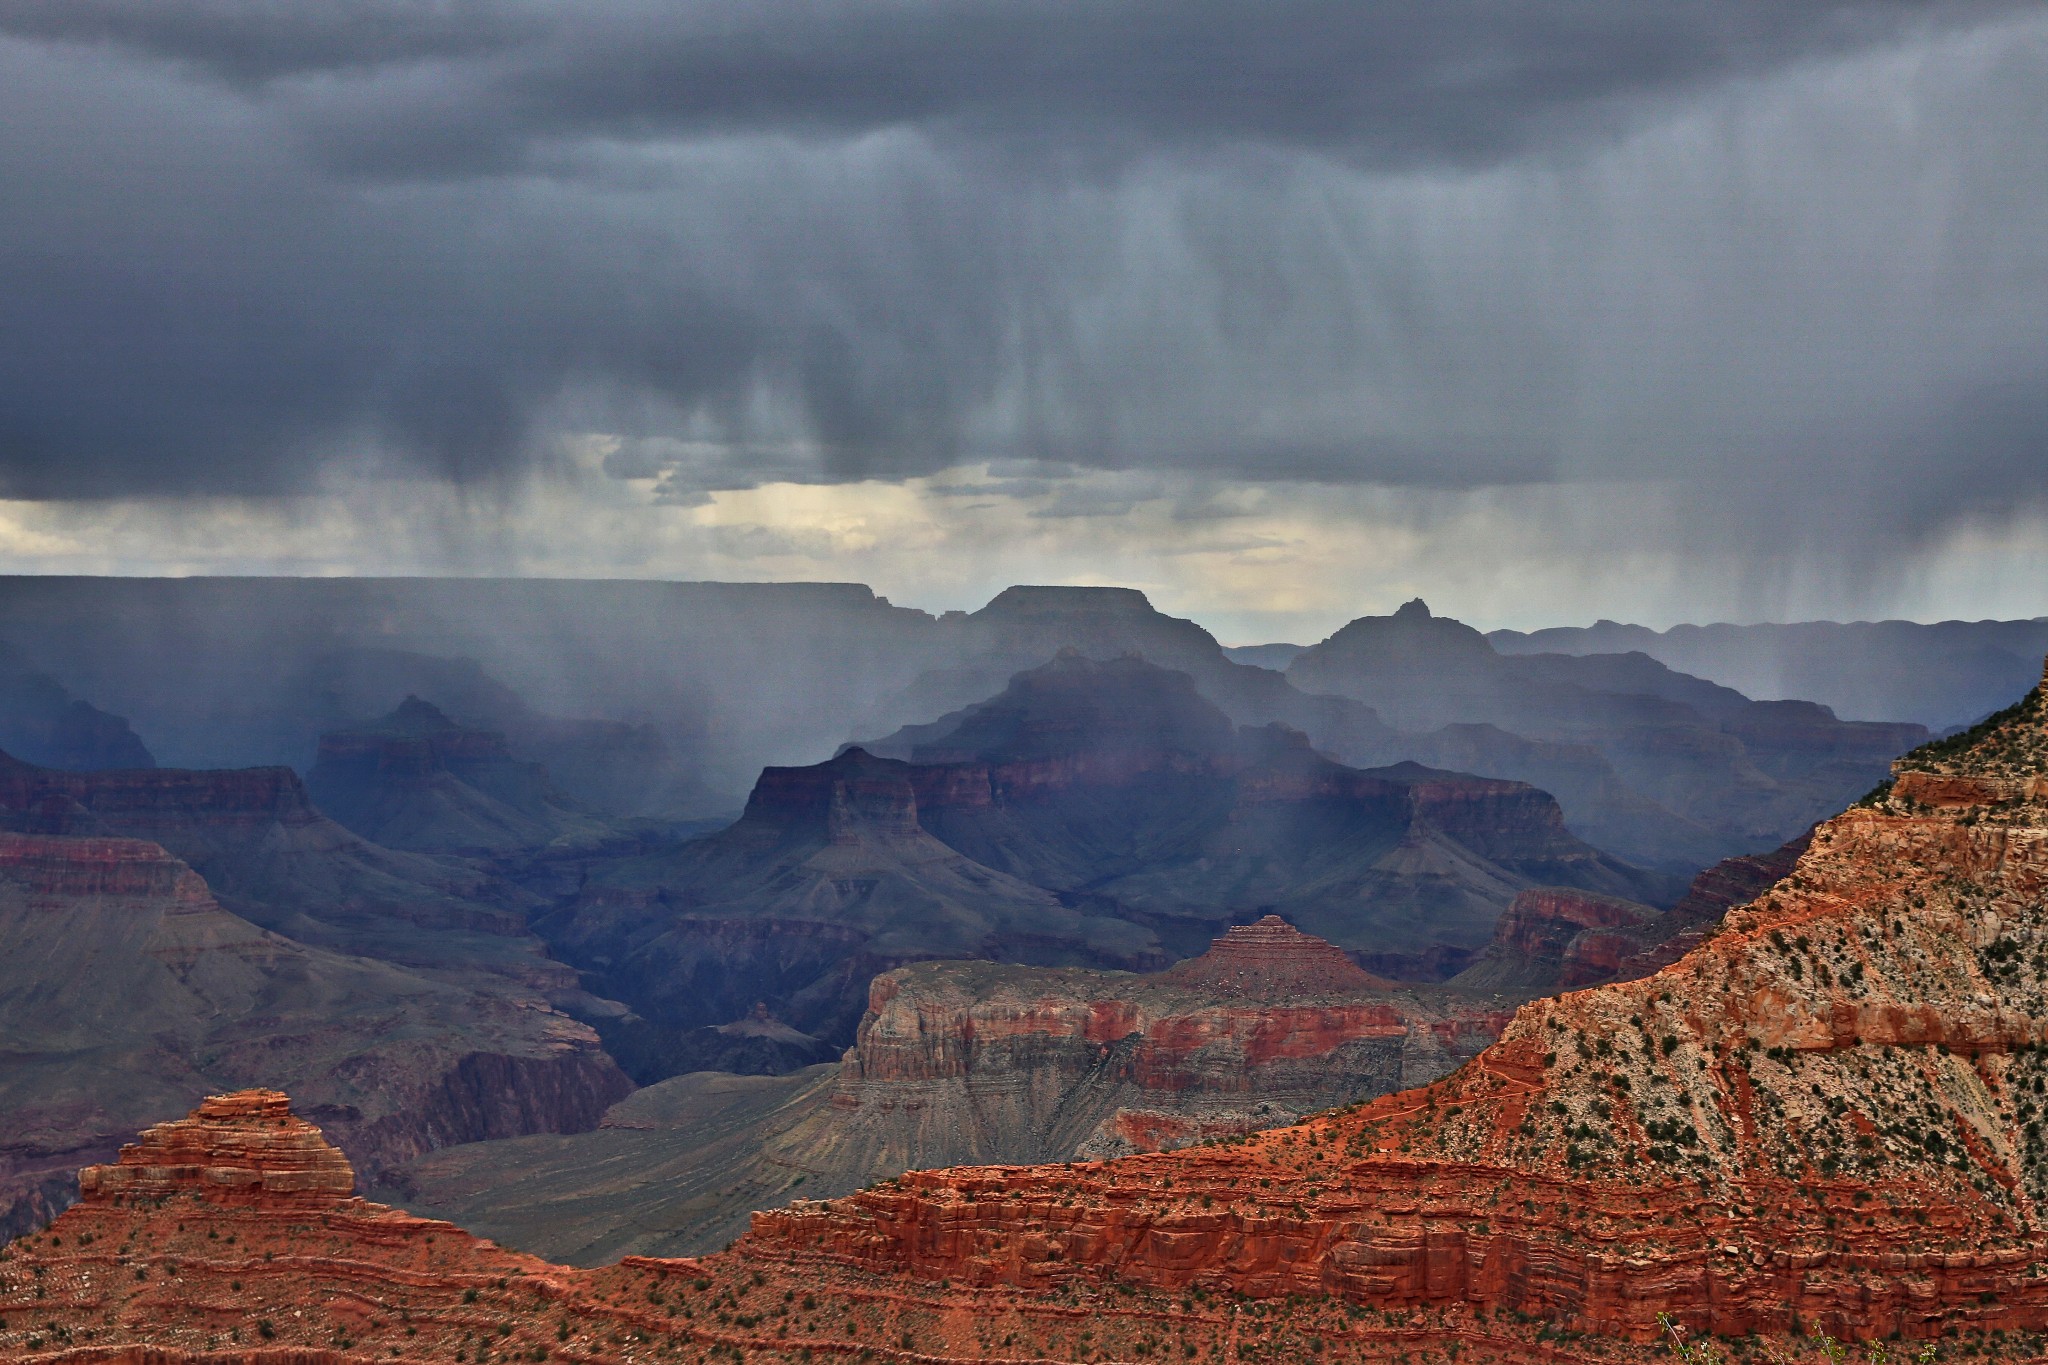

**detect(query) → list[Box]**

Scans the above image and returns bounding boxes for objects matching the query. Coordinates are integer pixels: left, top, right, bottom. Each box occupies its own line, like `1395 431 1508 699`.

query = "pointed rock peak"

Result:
1161 915 1378 995
1294 597 1494 668
383 694 461 733
819 745 907 775
78 1089 356 1211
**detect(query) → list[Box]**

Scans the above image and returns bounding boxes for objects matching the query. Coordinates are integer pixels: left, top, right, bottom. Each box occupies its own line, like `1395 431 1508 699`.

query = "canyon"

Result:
0 746 568 986
544 653 1660 1045
7 657 2044 1361
1291 599 1925 870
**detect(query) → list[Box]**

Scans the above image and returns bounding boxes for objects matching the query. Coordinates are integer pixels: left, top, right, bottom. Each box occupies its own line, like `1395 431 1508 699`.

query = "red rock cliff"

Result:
735 663 2048 1350
817 919 1515 1170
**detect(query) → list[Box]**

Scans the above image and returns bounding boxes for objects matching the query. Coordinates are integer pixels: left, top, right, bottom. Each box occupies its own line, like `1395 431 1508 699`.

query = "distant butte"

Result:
1160 914 1383 995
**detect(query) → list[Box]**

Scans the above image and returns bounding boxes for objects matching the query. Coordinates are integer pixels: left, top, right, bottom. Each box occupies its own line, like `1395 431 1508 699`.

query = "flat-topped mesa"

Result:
78 1089 357 1211
743 747 931 839
1160 915 1377 995
0 755 322 835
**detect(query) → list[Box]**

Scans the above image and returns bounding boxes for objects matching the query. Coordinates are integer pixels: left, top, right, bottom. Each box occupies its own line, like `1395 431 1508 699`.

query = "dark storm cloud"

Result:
0 0 2043 565
0 0 537 81
1 0 2017 171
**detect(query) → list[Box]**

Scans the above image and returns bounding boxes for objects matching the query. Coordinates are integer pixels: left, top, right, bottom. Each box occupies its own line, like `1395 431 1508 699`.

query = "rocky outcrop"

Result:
0 829 627 1240
873 655 1658 946
1453 829 1816 996
381 919 1514 1264
544 746 1143 1046
1451 886 1662 992
5 1046 2038 1365
79 1091 356 1210
1158 914 1380 993
4 1092 583 1362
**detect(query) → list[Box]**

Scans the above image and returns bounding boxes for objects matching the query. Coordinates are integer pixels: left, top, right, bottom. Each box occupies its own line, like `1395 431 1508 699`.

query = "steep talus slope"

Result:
382 918 1517 1265
732 656 2048 1347
0 833 627 1242
0 748 564 986
306 695 612 855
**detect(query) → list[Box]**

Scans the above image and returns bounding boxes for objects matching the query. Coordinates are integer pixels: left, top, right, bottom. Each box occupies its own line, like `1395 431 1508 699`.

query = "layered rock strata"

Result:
1448 885 1659 992
0 830 626 1239
382 918 1516 1263
2 1087 2033 1363
829 917 1516 1167
553 654 1665 1049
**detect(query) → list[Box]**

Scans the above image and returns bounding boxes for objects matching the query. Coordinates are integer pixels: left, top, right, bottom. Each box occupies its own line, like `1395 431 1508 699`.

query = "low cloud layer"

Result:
0 0 2044 612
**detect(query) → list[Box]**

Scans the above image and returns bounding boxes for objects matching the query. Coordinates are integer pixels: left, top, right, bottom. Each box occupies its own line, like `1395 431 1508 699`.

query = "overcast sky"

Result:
2 0 2045 639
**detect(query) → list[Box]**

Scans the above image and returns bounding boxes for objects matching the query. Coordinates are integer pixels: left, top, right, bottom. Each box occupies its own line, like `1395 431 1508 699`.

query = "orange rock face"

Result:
5 1080 2029 1364
1456 886 1661 992
77 1091 356 1211
825 919 1516 1169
